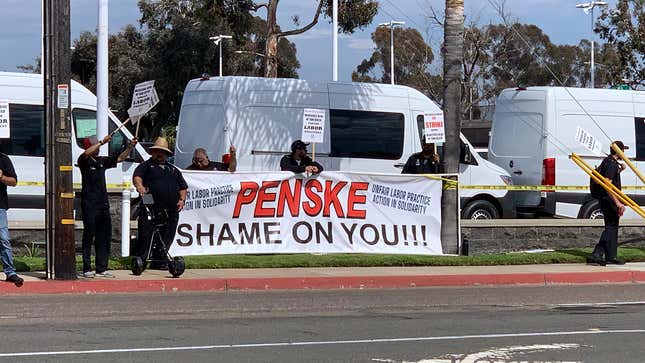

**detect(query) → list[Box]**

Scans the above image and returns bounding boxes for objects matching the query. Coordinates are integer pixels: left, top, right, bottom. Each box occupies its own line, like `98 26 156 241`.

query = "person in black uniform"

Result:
587 140 628 266
186 146 237 172
78 135 138 278
133 137 188 269
280 140 323 174
0 152 23 286
402 139 444 174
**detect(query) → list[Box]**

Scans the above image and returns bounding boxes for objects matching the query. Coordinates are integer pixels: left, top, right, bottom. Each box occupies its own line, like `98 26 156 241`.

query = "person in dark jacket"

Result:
0 152 23 286
186 146 236 172
402 139 444 174
280 140 323 174
587 140 628 266
78 135 137 278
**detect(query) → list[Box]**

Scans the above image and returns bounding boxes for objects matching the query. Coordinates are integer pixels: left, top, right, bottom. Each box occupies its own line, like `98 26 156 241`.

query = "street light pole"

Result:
332 0 338 81
576 1 608 88
378 20 405 85
210 35 232 77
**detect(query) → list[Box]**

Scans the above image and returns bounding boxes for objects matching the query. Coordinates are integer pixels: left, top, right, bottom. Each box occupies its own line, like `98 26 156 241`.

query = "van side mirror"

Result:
460 144 475 165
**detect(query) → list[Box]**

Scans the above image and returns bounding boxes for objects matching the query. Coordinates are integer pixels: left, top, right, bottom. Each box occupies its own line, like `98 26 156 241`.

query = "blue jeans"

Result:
0 209 16 276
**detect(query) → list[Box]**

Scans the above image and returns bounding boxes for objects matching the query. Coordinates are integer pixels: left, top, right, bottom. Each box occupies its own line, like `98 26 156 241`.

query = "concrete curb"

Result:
1 270 644 295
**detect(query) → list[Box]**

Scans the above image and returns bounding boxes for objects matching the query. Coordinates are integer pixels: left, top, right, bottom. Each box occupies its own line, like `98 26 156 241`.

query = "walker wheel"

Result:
168 257 185 278
131 256 146 276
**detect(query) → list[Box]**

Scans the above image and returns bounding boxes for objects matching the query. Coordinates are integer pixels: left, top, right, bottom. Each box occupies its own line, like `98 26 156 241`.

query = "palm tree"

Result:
441 0 464 255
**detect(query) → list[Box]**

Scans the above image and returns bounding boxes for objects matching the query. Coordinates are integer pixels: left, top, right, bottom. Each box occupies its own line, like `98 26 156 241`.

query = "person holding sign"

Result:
280 140 323 174
78 135 138 278
402 138 444 174
0 152 23 287
186 146 237 172
133 137 188 270
587 140 628 266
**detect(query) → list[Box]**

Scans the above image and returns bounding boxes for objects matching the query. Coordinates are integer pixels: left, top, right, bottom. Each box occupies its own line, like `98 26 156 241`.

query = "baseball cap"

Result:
613 140 629 151
291 140 309 152
82 136 99 150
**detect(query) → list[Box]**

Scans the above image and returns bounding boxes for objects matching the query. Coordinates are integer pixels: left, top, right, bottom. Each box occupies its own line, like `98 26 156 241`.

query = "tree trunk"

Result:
441 0 464 255
265 34 279 78
264 0 279 78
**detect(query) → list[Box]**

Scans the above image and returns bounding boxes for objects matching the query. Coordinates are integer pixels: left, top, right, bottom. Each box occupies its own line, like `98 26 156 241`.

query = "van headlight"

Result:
500 175 513 185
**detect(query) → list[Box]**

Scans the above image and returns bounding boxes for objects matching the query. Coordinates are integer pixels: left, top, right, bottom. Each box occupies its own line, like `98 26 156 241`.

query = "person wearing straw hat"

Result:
587 140 628 266
402 138 444 174
133 137 188 269
78 134 138 278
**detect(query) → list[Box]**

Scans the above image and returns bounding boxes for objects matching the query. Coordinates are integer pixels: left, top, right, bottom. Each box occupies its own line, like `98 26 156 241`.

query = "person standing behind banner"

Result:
133 137 188 270
587 140 628 266
186 146 237 172
0 152 23 287
280 140 323 174
78 135 138 278
402 139 444 174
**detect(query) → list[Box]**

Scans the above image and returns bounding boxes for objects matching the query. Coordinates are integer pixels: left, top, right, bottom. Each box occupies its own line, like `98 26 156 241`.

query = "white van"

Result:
489 86 645 219
174 76 515 219
0 72 149 223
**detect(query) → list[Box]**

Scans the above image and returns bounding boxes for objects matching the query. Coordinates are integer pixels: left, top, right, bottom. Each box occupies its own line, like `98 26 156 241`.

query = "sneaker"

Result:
606 259 626 265
586 257 606 266
6 274 23 287
82 271 96 278
95 271 115 278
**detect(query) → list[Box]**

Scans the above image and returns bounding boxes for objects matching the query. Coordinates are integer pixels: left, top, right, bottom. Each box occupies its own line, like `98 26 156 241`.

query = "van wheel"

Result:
579 200 604 219
462 200 500 220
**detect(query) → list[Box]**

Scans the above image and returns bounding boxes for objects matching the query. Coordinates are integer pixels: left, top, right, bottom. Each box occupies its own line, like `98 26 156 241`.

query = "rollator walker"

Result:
131 193 185 278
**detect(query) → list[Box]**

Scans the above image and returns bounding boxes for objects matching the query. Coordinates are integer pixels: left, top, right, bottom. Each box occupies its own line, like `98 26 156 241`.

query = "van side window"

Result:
0 104 45 157
330 109 404 160
72 109 142 162
636 117 645 161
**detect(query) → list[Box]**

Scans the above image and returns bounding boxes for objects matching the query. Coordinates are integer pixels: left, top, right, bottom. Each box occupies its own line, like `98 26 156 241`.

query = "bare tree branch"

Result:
277 0 324 38
250 2 268 11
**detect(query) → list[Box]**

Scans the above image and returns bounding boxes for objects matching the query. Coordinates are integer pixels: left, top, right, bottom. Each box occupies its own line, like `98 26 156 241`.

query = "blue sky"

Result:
0 0 617 81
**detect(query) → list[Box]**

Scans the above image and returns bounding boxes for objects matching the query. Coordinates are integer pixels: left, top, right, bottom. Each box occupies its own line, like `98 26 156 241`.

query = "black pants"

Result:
137 207 179 263
593 197 619 261
81 202 112 273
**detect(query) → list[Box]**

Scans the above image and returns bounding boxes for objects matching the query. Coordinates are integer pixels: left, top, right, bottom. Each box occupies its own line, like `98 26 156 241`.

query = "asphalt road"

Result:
2 285 645 362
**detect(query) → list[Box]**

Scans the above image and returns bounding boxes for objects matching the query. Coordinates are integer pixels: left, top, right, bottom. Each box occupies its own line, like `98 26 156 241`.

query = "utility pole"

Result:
210 35 233 77
576 1 608 88
378 20 405 85
332 0 338 81
441 0 464 255
44 0 76 279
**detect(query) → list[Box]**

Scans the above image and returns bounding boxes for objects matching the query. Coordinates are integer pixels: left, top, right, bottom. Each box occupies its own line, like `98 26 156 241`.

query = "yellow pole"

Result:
611 142 645 185
570 153 645 219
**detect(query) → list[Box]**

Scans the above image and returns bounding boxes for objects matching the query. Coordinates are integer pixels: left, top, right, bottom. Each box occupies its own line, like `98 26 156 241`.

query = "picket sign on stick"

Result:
109 117 131 138
128 80 159 139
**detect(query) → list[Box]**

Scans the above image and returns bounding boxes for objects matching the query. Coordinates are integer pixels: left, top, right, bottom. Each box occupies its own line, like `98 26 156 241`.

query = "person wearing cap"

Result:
401 139 444 174
0 151 23 286
78 134 138 278
186 146 237 172
133 137 188 270
588 140 628 266
280 140 324 174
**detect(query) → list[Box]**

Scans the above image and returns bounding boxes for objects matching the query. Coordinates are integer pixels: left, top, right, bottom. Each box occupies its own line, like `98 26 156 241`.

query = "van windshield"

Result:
72 109 142 161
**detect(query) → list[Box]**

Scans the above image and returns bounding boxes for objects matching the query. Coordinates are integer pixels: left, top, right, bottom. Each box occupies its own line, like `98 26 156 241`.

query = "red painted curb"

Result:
0 271 641 295
545 271 634 284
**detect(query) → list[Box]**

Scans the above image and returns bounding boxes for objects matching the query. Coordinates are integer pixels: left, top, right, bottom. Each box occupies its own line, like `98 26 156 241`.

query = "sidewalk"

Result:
2 263 645 295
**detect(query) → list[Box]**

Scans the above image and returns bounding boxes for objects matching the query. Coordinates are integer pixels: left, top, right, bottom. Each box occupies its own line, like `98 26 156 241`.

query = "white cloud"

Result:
347 38 374 51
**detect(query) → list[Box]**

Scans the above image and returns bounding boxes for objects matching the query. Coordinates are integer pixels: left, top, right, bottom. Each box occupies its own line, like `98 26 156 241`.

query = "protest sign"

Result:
301 108 325 144
424 113 445 143
127 80 159 122
170 171 443 256
0 101 9 138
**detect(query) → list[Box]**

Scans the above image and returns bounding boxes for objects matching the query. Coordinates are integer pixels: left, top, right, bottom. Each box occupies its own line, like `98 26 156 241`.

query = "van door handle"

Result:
394 163 405 169
513 171 523 175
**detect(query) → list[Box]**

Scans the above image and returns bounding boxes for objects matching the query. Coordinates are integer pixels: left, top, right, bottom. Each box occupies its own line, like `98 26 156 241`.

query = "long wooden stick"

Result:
109 117 131 137
611 143 645 185
135 116 142 138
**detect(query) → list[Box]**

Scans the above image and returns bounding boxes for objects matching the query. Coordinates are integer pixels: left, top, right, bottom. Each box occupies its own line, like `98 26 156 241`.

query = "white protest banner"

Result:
170 171 443 256
575 126 602 155
0 101 9 138
424 113 445 143
127 80 159 122
301 108 326 143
